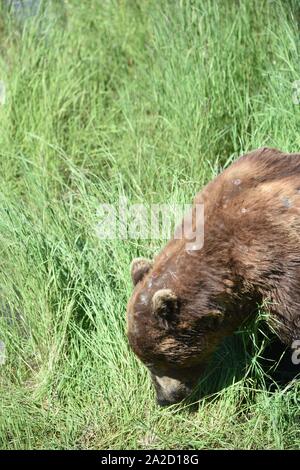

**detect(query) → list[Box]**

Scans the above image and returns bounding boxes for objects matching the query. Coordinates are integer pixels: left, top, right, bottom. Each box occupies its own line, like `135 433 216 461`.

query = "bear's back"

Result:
197 147 300 234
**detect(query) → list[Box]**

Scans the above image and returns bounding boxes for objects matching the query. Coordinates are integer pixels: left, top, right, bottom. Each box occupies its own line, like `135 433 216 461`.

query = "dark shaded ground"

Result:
187 327 300 406
260 335 300 389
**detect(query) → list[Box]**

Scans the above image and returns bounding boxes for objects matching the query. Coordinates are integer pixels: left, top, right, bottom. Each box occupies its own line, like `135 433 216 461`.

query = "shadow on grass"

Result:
184 327 300 410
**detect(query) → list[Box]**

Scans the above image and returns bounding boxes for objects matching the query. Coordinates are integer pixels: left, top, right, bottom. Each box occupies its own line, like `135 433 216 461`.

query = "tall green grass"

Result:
0 0 300 449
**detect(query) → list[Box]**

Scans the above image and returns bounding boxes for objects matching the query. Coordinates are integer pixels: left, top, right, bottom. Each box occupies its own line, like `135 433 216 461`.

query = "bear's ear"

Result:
131 257 153 286
152 289 178 329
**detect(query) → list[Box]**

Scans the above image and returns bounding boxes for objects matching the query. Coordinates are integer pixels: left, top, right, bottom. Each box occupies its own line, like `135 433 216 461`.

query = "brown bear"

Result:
126 147 300 406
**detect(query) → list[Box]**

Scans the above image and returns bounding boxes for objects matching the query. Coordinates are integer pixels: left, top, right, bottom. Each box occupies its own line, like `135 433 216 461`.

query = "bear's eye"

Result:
198 310 224 330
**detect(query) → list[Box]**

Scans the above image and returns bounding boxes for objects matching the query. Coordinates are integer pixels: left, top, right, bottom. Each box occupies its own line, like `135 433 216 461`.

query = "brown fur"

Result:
126 147 300 404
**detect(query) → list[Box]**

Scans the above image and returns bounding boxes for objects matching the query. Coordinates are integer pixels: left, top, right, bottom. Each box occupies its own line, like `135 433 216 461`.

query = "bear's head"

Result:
126 253 239 406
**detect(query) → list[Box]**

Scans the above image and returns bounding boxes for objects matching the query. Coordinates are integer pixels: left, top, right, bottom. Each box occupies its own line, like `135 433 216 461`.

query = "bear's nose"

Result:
156 396 178 407
156 397 171 407
156 389 188 407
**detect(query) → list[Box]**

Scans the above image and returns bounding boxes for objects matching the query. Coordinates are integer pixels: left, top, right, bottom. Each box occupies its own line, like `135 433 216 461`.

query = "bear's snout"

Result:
151 374 194 406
